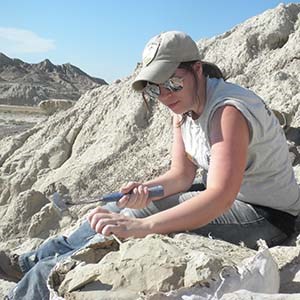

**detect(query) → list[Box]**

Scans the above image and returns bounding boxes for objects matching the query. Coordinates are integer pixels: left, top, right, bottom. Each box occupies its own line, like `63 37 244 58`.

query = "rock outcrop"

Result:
0 3 300 299
39 99 76 115
197 3 300 112
48 234 276 299
0 54 107 106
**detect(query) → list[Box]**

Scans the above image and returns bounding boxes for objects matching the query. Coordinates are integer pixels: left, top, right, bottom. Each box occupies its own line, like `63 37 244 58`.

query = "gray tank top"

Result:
181 77 300 216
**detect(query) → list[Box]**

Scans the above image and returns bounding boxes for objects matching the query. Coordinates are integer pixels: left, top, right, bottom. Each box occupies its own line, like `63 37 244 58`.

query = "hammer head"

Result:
51 192 68 213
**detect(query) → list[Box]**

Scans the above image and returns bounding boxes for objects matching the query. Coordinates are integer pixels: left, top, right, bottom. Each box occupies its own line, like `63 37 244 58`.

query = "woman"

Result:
3 31 300 299
88 30 300 247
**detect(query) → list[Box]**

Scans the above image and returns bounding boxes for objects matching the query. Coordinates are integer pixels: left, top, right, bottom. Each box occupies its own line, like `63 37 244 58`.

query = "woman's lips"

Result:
167 101 179 109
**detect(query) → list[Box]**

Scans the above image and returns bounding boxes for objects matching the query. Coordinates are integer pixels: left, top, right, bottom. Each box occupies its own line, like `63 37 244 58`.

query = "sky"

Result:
0 0 296 83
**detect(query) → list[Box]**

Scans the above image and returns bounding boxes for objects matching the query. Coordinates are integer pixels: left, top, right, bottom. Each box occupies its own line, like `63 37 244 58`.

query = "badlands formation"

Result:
1 3 300 299
0 53 107 106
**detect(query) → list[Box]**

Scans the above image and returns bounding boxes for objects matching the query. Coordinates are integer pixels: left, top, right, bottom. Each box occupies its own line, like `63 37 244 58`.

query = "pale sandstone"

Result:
0 3 300 299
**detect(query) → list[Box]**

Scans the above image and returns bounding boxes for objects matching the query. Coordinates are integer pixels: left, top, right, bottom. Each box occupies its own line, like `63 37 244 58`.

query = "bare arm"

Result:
118 115 197 207
143 105 250 233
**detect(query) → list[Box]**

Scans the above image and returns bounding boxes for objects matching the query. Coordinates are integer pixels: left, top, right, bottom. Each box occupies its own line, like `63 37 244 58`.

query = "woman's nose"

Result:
159 86 172 98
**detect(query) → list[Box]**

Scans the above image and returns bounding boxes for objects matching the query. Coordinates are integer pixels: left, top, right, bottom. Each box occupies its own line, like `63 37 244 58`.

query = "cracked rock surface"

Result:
1 3 300 299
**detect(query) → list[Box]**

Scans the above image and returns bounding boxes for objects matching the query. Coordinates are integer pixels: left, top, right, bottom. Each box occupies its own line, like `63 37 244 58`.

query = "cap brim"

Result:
132 60 180 91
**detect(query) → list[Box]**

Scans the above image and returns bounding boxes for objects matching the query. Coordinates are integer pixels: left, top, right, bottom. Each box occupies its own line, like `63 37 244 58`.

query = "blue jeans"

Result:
7 192 288 300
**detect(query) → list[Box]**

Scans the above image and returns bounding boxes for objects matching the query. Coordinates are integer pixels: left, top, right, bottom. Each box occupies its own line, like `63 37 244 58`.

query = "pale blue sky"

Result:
0 0 295 82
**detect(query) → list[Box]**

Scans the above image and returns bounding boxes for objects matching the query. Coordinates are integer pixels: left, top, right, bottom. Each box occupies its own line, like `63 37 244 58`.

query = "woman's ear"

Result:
193 61 203 77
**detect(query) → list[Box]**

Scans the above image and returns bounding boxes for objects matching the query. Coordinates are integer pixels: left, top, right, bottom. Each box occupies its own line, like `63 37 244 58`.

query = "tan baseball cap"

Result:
132 31 200 91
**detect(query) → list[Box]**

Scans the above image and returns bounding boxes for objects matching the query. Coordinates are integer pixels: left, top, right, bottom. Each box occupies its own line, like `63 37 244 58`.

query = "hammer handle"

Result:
101 185 164 202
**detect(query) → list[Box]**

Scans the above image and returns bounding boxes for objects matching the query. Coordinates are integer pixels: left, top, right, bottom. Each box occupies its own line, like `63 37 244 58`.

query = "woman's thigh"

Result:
192 200 288 249
122 192 184 218
124 191 288 249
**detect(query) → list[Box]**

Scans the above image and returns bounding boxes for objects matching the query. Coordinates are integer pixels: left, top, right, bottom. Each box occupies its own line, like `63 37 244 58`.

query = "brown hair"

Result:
179 60 224 80
178 61 225 125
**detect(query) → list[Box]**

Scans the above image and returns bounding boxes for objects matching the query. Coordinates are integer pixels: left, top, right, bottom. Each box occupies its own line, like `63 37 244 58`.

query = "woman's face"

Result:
157 65 202 115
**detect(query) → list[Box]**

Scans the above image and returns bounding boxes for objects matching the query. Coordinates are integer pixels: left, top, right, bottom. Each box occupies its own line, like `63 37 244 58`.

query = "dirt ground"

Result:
0 105 47 139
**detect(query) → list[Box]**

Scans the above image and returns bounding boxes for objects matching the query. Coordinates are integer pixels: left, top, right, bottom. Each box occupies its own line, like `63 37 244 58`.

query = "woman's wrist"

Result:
142 215 171 236
142 216 156 235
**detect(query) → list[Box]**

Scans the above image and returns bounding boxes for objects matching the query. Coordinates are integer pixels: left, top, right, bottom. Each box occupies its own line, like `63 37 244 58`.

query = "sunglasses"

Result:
143 76 184 100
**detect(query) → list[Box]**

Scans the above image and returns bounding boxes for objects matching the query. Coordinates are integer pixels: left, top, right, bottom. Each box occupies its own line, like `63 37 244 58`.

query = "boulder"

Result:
39 99 76 115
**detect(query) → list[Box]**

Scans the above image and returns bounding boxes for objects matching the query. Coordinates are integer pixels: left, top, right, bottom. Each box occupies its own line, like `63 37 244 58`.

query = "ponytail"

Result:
202 61 225 80
178 60 225 80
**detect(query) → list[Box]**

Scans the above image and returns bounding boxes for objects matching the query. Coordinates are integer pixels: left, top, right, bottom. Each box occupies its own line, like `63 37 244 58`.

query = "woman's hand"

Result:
117 181 151 209
87 207 150 238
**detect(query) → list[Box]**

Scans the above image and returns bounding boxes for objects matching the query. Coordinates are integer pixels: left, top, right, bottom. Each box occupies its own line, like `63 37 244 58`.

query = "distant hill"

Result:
0 53 107 106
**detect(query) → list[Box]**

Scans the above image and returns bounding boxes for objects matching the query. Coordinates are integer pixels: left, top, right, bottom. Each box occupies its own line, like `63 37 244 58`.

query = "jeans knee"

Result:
36 236 73 260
